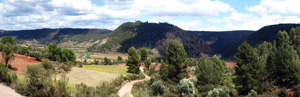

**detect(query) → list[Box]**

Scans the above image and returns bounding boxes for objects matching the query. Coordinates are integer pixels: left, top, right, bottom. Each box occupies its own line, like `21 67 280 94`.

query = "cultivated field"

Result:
62 67 121 86
82 65 128 75
90 53 128 60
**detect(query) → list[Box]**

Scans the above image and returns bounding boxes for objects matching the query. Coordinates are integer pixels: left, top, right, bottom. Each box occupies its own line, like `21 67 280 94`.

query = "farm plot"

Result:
63 67 120 86
90 53 128 60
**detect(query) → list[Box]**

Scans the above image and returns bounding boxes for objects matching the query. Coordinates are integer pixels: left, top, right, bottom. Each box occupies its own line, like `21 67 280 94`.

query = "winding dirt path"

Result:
0 83 24 97
118 66 150 97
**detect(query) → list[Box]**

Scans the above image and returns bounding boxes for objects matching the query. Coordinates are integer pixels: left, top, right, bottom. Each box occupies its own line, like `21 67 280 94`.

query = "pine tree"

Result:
257 41 272 61
234 41 265 95
275 30 300 85
266 46 277 80
159 63 168 81
290 27 300 57
140 48 147 62
165 40 188 82
126 46 140 74
196 56 225 95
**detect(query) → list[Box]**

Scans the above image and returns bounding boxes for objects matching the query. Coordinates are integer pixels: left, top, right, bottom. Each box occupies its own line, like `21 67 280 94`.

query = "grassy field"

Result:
82 65 129 75
61 67 121 86
89 53 128 60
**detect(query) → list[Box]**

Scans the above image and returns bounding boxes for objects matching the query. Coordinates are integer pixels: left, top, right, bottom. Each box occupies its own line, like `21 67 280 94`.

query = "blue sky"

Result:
0 0 299 31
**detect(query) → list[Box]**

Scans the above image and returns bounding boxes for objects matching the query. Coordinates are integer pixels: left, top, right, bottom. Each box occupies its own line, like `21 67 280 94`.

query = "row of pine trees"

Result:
235 26 300 95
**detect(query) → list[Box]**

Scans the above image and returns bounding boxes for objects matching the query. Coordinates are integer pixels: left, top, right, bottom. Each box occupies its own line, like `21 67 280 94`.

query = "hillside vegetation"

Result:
221 24 300 58
88 21 212 57
0 28 111 48
189 30 254 54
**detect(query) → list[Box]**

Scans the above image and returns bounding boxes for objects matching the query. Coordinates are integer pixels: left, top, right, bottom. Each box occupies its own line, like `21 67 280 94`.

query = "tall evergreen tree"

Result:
257 41 272 61
140 48 147 62
234 41 265 95
159 62 168 81
127 46 140 74
273 30 300 85
266 45 277 80
196 56 225 95
289 27 300 57
165 39 188 82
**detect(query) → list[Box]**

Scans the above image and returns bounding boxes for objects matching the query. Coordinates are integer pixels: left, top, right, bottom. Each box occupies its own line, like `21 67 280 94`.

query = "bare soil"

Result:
118 66 150 97
225 61 237 68
0 52 42 74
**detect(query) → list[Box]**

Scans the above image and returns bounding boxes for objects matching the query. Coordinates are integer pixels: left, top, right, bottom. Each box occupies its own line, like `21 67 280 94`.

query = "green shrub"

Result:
17 46 30 56
278 88 288 97
28 51 42 61
94 58 100 65
207 88 230 97
133 89 150 97
41 59 55 71
25 64 55 97
294 85 300 97
246 89 257 97
95 81 111 97
15 82 29 96
75 83 93 97
117 56 122 61
60 63 71 72
104 57 111 65
144 59 151 68
149 65 156 75
177 79 195 97
151 80 165 96
55 73 70 97
0 63 17 85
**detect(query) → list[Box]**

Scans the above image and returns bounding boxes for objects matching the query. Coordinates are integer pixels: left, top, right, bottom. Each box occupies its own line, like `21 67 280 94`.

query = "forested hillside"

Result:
0 28 111 47
221 24 300 58
188 30 254 54
88 21 212 57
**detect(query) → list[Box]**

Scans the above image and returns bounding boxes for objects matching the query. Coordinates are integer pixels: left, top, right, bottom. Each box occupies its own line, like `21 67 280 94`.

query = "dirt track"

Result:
118 66 150 97
0 83 23 97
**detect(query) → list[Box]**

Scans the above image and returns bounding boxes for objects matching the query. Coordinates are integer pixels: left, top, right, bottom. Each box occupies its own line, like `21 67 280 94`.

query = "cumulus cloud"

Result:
208 0 300 31
247 0 300 16
133 0 233 16
0 0 233 30
0 0 139 30
222 14 300 30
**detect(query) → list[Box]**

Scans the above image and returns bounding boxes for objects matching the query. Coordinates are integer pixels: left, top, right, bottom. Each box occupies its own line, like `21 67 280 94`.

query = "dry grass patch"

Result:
90 53 127 60
82 65 128 75
63 67 121 86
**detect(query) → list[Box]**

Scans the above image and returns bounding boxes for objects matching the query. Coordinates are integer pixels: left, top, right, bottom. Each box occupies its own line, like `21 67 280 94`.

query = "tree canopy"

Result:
234 41 265 95
165 39 188 82
126 46 140 74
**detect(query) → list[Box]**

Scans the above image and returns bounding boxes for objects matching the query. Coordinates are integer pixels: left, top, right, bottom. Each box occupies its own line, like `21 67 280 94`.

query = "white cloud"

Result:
133 0 233 16
223 14 300 30
247 0 300 16
170 20 202 30
246 5 267 15
0 0 234 30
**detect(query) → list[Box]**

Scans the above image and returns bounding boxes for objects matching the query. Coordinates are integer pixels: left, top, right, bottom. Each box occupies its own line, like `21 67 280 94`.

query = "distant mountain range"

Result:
87 21 212 57
1 22 299 58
